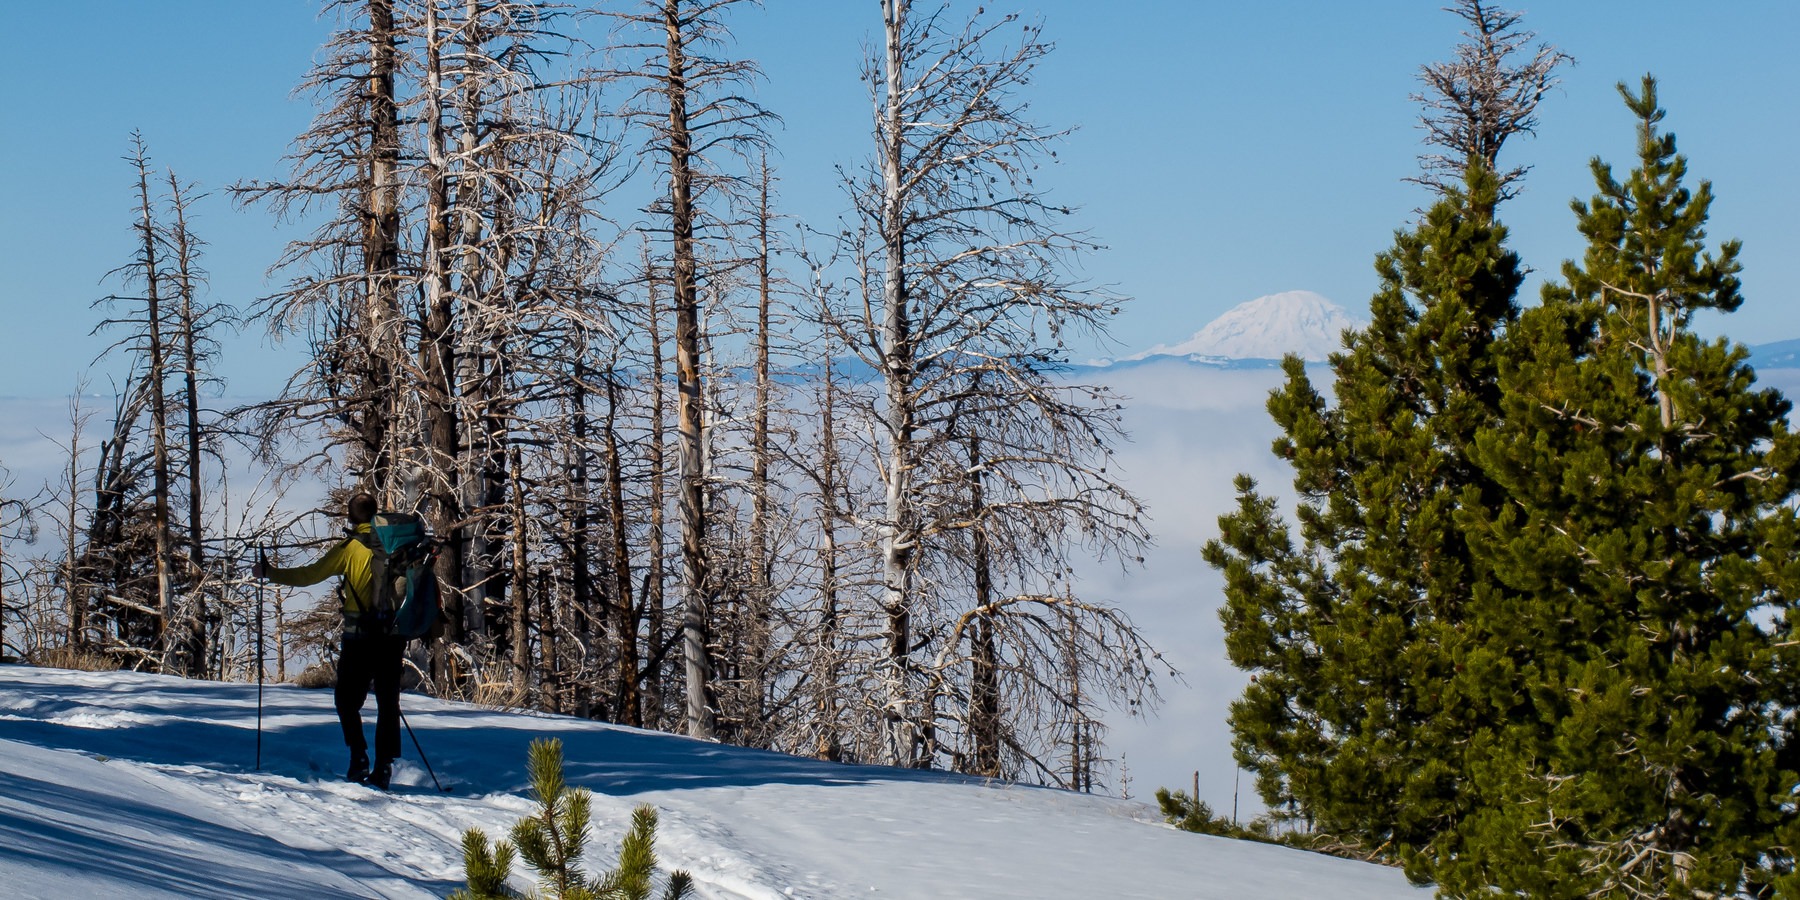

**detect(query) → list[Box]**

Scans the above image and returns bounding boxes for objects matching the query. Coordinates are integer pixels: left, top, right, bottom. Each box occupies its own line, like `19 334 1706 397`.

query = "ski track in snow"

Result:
0 665 1430 899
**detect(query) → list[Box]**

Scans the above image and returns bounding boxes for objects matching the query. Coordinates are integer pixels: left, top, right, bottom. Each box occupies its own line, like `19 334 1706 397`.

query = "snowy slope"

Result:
0 665 1428 900
1126 291 1363 362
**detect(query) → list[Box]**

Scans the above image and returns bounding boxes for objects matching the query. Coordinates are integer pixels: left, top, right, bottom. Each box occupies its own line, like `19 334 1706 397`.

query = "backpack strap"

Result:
336 532 385 636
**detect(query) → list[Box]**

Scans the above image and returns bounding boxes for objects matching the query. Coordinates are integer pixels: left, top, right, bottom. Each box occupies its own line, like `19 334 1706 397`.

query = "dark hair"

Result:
347 492 378 525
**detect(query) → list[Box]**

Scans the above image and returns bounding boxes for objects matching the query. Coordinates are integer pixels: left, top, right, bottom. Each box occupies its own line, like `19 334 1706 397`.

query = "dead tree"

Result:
90 136 182 671
130 138 176 670
161 171 233 678
608 0 772 741
50 395 95 649
76 377 159 665
844 0 1163 774
744 152 779 740
232 0 409 499
240 0 621 693
1411 0 1573 213
0 473 38 662
641 251 672 729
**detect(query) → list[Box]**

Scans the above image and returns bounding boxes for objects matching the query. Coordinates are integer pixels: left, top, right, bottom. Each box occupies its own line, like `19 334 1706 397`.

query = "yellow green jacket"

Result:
266 524 379 618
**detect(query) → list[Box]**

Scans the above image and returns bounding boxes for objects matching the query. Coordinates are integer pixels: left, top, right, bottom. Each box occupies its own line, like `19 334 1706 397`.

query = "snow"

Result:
1125 291 1365 362
0 664 1430 899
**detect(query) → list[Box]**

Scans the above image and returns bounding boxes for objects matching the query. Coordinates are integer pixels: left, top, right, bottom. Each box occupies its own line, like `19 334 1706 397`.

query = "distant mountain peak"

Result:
1127 290 1364 363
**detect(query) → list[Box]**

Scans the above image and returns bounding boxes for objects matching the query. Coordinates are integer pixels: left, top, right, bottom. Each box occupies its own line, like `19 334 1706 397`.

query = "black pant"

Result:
336 634 405 763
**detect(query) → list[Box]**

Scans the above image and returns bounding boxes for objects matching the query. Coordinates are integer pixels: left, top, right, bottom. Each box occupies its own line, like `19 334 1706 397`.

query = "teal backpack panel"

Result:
360 512 441 640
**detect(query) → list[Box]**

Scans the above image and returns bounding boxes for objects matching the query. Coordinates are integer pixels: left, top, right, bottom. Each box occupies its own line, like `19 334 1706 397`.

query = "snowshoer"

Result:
254 492 405 790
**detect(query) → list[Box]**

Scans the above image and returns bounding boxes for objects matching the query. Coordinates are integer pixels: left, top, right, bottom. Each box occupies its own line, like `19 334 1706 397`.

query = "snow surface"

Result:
1125 291 1364 363
0 664 1430 899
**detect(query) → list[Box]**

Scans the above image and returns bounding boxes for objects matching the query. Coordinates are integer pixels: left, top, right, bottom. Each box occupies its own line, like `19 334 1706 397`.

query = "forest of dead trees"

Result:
7 2 1797 896
0 0 1167 793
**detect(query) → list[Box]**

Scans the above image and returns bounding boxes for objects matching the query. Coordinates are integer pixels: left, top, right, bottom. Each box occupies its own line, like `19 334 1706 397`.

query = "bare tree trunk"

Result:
968 435 1001 777
566 359 598 717
421 1 468 653
275 593 287 683
747 153 776 727
815 350 844 762
663 0 717 741
166 173 209 678
876 0 919 767
604 371 643 726
511 445 530 698
1648 289 1676 429
1065 612 1089 793
365 0 403 499
537 567 559 714
455 0 503 644
129 137 176 674
62 403 85 649
643 260 669 729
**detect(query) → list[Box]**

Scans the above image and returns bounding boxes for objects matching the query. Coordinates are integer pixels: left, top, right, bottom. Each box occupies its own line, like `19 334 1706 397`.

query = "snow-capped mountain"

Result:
1125 290 1364 364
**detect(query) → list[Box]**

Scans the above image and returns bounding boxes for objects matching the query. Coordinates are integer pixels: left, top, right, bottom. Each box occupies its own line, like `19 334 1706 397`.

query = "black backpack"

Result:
350 511 441 639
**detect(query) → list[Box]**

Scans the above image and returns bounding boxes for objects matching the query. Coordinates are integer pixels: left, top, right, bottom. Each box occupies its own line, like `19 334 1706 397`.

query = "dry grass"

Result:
25 646 124 673
291 661 337 689
461 677 529 711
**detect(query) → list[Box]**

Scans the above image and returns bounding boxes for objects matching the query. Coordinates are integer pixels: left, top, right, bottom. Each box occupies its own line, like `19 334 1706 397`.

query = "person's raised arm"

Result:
258 539 352 588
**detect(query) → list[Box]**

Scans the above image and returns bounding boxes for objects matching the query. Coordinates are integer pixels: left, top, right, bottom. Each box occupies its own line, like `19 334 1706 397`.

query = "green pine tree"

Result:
450 828 522 900
1437 75 1800 899
511 738 595 899
1154 787 1234 837
1205 159 1525 879
452 739 694 900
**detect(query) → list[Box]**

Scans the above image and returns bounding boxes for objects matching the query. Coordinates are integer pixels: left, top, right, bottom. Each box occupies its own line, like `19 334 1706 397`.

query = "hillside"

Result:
0 664 1427 900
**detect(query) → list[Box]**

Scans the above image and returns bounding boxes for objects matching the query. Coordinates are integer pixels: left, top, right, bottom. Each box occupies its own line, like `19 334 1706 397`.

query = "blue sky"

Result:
3 1 1797 399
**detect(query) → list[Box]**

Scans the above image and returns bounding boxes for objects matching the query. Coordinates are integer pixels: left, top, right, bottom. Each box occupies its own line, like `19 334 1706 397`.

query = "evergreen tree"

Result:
1204 160 1523 872
453 738 694 900
1154 786 1235 837
1438 76 1800 900
452 827 522 900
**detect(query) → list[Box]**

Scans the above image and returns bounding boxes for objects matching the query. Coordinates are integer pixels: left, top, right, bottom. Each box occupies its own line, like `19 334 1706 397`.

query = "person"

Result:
253 491 405 789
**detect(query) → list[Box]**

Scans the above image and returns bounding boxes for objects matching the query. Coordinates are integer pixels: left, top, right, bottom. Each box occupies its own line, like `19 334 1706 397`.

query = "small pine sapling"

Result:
592 806 694 900
452 738 694 900
511 738 593 898
450 828 521 900
1154 787 1232 836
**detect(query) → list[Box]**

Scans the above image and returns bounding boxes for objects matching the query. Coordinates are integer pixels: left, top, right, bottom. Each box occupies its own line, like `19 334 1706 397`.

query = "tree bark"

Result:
364 0 402 498
876 0 919 768
643 258 669 729
421 0 468 654
663 0 717 741
167 173 209 677
511 445 530 698
63 406 85 649
968 435 1001 777
604 370 643 726
747 153 776 728
815 350 844 762
130 138 176 673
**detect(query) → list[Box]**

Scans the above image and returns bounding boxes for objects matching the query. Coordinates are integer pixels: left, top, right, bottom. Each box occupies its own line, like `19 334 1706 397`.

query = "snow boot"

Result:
347 749 371 784
369 758 393 791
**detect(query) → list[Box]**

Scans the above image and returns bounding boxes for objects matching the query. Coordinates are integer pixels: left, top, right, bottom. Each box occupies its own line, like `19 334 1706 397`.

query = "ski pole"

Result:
398 705 446 792
255 545 266 772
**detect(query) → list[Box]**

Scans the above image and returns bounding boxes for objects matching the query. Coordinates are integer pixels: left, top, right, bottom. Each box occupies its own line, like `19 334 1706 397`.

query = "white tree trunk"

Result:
877 0 917 768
